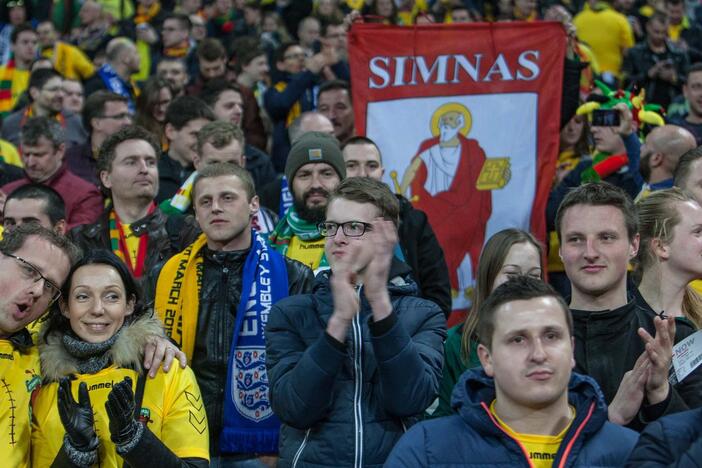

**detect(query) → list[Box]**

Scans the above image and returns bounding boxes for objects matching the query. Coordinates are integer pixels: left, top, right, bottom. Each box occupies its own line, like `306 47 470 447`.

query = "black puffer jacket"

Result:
192 248 314 456
69 207 200 302
265 260 446 467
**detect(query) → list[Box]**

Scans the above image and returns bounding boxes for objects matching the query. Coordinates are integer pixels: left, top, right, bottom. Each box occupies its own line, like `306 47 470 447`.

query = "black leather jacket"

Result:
69 207 200 302
191 248 313 455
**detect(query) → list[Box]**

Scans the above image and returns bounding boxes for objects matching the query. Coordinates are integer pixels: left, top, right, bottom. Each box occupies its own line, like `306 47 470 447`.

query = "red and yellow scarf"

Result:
134 2 161 24
108 203 155 278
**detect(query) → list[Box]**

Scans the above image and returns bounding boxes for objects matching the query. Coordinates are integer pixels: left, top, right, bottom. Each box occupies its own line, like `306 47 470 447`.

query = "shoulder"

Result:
581 421 639 462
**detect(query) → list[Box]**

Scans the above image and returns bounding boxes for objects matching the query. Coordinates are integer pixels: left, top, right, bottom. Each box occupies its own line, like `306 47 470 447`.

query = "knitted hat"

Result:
285 132 346 182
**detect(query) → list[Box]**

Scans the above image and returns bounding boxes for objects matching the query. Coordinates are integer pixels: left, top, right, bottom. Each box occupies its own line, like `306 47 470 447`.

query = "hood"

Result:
452 368 609 438
39 315 165 383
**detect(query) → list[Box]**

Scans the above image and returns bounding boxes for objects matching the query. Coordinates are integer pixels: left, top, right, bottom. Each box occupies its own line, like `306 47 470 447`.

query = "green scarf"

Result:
269 205 328 267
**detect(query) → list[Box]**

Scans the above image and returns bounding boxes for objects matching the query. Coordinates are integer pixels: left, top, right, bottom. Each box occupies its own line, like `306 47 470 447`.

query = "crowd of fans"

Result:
2 0 702 466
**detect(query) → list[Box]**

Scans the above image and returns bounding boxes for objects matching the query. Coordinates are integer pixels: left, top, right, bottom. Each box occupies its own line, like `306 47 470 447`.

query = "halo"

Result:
430 102 473 137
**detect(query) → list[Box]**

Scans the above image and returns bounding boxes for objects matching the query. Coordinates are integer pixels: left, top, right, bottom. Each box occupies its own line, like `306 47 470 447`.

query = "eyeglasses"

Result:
284 52 306 60
318 221 373 238
4 252 61 305
98 113 132 120
6 1 25 7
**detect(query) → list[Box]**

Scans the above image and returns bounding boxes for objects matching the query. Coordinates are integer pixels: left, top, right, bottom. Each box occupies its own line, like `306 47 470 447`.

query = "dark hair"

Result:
200 78 242 108
342 135 380 151
318 79 351 99
197 38 227 61
461 228 544 361
192 162 256 201
28 68 60 99
10 22 34 43
82 91 128 133
164 95 215 130
274 41 300 63
321 20 344 37
674 146 702 188
6 183 66 225
135 76 173 142
97 125 161 174
0 222 80 265
686 62 702 82
196 120 244 155
328 177 399 226
163 12 191 30
231 36 266 72
555 182 638 241
21 116 64 148
42 250 147 343
476 275 572 350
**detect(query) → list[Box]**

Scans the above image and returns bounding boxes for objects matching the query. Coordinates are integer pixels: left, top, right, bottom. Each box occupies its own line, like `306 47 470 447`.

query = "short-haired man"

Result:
297 16 320 56
3 183 66 234
156 56 189 97
556 182 702 428
84 37 141 112
287 111 334 143
317 79 355 144
1 117 102 229
155 163 313 465
669 63 702 145
64 91 132 186
62 79 84 115
1 68 87 148
269 132 346 271
186 37 227 96
161 121 279 232
386 276 638 466
266 176 446 466
342 136 451 316
674 145 702 202
626 406 702 465
70 125 199 299
159 13 192 60
157 95 215 203
36 20 95 80
638 124 696 197
201 80 274 186
0 23 37 119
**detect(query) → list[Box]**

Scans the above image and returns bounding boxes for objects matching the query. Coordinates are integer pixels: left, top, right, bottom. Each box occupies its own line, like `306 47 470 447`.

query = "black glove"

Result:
57 378 99 452
105 376 140 446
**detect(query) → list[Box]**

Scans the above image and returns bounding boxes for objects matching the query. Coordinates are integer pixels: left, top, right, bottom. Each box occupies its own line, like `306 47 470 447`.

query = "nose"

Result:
90 298 105 315
136 158 149 173
210 198 224 213
584 237 599 260
530 338 547 363
332 226 348 244
26 279 44 299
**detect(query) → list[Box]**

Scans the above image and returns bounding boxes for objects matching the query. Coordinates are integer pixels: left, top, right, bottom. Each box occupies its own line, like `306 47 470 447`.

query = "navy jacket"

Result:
265 260 446 467
385 370 638 467
627 408 702 467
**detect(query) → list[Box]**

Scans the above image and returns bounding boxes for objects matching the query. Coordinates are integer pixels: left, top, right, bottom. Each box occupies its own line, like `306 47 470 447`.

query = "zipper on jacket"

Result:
481 402 535 468
556 402 595 468
292 428 311 468
351 287 363 468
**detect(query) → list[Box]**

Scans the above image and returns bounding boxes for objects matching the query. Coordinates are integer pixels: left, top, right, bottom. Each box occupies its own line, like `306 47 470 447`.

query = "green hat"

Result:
285 132 346 182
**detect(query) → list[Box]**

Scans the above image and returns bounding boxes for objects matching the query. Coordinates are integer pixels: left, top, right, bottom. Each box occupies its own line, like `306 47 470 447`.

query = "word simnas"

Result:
368 51 541 89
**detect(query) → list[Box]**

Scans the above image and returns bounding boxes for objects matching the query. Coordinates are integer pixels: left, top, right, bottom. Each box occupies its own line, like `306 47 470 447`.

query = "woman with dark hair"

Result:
135 76 173 150
433 228 544 417
31 250 209 467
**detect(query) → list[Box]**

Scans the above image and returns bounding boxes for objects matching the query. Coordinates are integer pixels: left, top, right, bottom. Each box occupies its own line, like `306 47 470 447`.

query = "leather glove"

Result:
57 378 99 452
105 376 140 446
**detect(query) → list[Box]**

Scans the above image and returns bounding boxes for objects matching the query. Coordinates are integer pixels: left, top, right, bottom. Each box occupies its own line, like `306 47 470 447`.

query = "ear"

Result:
125 295 135 316
192 153 202 171
249 194 260 216
380 166 385 178
55 143 66 161
99 170 112 190
53 219 67 236
29 86 40 102
650 152 664 168
164 123 176 141
477 343 494 377
570 336 576 370
630 233 640 259
651 237 670 260
59 298 69 318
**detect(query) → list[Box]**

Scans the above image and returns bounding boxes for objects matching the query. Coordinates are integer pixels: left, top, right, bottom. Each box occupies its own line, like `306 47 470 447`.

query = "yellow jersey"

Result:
574 3 634 76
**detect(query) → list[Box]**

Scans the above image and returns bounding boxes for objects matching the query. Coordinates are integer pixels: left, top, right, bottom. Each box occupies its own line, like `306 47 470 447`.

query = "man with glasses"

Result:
266 176 446 467
1 68 87 149
1 117 102 230
270 132 347 272
65 91 132 187
155 163 312 466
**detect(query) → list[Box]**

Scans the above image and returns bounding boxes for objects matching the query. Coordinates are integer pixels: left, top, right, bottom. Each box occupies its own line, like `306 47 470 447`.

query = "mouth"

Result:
581 265 606 273
12 302 31 321
210 218 228 225
526 369 553 381
82 322 110 332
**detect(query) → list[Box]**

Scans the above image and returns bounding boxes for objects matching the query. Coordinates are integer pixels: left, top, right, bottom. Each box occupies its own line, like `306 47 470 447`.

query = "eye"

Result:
511 336 525 344
105 292 121 301
566 236 582 243
74 293 89 301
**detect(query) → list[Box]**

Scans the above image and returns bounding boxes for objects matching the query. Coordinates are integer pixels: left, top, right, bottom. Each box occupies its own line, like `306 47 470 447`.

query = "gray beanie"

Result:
285 132 346 182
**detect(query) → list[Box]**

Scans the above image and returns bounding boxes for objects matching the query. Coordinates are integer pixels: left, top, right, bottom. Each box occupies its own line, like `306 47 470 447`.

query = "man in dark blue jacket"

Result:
386 276 638 467
265 177 446 467
626 408 702 466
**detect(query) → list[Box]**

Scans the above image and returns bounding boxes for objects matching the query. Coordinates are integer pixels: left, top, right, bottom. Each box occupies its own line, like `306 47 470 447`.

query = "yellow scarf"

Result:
154 234 207 362
135 2 161 24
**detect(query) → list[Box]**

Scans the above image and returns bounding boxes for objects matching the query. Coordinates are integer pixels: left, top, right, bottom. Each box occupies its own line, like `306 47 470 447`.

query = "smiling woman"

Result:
31 250 210 468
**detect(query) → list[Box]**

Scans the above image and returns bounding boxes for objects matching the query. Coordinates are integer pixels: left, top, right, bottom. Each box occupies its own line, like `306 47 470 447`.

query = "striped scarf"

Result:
134 2 161 24
108 204 155 277
164 42 189 58
0 59 16 119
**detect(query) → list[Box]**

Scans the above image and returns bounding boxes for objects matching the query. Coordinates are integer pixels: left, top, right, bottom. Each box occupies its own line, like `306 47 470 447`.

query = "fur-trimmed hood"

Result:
39 315 165 383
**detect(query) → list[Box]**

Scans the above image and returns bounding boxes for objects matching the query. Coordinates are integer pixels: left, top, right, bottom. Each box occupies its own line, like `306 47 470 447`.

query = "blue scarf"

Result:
278 175 293 219
97 63 135 113
220 231 289 453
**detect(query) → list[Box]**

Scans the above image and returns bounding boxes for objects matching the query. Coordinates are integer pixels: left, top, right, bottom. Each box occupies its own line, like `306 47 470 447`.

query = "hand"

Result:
320 38 339 66
361 218 397 300
57 379 99 452
327 242 361 342
305 53 327 74
638 316 675 404
105 376 140 446
608 351 650 425
613 102 634 137
143 335 187 378
658 65 677 84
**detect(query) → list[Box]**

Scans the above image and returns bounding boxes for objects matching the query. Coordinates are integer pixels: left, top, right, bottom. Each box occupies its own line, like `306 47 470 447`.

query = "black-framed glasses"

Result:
4 253 61 305
318 221 373 238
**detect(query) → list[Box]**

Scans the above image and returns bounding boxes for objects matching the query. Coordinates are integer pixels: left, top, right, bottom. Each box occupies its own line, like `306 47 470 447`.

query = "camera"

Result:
591 109 620 127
